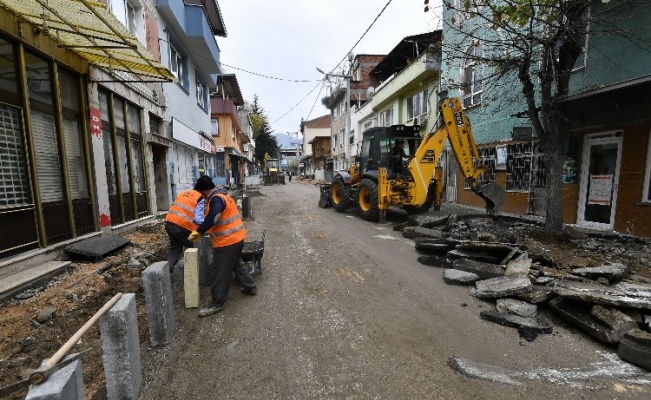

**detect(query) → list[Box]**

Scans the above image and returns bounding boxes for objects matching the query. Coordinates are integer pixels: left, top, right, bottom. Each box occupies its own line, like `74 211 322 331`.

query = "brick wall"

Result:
614 123 651 236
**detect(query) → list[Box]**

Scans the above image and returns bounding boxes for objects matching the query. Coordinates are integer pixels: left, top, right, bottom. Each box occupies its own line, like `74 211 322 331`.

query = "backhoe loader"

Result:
328 97 505 222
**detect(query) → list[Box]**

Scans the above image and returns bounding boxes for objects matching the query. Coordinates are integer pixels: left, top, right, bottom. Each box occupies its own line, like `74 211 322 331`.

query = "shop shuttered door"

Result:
32 109 72 243
0 104 38 256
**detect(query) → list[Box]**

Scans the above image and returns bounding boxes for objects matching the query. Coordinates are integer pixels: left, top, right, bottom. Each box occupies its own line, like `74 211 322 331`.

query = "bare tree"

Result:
429 0 641 233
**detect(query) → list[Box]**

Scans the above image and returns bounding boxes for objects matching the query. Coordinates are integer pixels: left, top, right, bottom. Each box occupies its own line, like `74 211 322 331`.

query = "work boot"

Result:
198 305 223 317
241 287 257 296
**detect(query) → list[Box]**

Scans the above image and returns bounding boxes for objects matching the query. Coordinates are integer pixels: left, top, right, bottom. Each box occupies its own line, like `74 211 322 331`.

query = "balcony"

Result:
372 50 441 111
158 0 220 75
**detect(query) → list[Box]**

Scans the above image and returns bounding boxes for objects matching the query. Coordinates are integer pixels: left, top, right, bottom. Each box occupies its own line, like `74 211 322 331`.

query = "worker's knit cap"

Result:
194 175 216 191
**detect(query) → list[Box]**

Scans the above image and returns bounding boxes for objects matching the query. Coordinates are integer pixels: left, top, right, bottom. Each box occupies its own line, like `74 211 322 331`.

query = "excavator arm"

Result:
405 97 505 214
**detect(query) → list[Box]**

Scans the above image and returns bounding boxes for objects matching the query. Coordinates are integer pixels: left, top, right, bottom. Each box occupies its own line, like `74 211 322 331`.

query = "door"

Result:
577 133 622 229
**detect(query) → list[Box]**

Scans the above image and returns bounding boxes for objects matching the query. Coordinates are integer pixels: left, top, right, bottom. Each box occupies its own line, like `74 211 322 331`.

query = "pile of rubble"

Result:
400 213 651 372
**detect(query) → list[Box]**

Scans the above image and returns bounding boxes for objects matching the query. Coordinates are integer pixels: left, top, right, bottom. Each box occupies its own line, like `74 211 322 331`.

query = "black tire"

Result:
330 175 352 212
356 178 379 221
403 197 434 215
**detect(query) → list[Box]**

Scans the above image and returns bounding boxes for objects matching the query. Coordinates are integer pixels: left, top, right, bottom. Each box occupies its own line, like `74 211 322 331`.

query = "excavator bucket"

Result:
474 182 506 215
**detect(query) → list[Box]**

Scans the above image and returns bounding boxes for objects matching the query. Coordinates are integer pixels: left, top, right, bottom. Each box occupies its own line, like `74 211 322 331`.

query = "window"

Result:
211 118 219 136
554 7 590 71
127 2 137 35
196 75 207 110
379 107 393 127
462 44 482 108
407 89 428 120
231 125 236 140
169 40 188 90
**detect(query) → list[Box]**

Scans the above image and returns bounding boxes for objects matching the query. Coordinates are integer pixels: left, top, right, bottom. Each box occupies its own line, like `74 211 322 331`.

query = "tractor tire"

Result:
330 175 352 212
356 178 379 221
403 197 434 215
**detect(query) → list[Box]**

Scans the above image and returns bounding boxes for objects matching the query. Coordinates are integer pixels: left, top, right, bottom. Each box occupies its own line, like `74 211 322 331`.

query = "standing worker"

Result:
164 176 214 274
188 185 257 317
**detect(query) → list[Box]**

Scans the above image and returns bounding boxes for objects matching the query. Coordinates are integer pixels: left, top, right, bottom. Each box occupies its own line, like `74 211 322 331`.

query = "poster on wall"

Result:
587 174 613 205
496 145 507 170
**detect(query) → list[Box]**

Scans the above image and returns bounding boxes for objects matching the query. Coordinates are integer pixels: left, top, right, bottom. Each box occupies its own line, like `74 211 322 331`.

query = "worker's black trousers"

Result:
209 240 256 308
165 222 194 272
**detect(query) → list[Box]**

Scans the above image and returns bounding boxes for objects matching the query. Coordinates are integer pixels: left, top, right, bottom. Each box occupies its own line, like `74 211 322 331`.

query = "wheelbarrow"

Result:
241 229 266 275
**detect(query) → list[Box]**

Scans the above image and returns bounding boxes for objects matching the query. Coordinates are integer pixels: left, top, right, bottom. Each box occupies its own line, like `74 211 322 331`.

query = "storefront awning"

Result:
0 0 174 82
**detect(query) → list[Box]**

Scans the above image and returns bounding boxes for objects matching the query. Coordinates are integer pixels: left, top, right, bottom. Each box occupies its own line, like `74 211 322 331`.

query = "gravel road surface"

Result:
138 181 651 400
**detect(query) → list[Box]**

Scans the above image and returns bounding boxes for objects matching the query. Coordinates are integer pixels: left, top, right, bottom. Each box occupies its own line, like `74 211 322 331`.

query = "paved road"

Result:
139 181 651 400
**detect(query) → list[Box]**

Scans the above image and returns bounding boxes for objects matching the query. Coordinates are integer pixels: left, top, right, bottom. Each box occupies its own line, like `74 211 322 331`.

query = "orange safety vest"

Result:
165 190 202 231
205 191 246 248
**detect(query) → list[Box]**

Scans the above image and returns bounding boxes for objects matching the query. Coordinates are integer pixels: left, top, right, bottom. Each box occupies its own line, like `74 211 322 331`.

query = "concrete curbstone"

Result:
142 262 176 347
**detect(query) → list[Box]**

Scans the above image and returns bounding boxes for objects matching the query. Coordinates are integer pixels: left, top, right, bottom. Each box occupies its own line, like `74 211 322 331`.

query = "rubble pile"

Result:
401 213 651 372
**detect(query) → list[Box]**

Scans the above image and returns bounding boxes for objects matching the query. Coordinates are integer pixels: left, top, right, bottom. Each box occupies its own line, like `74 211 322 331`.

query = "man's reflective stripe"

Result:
214 213 243 226
207 224 245 237
170 202 194 213
167 209 193 222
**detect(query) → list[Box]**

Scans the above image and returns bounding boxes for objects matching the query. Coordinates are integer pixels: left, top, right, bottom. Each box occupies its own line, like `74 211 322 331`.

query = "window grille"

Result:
0 104 30 207
464 147 496 189
506 142 533 191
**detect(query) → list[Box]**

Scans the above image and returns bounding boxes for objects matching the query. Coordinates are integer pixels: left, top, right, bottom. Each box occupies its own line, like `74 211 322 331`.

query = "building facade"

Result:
441 0 651 237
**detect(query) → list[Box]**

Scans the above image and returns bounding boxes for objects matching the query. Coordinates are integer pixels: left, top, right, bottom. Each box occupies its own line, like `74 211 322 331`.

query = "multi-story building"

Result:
323 54 385 172
0 0 173 260
441 1 651 237
210 74 249 187
156 0 225 201
301 115 331 180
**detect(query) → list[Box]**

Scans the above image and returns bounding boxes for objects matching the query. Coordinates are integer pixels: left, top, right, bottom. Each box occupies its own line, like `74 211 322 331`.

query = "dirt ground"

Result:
0 197 650 399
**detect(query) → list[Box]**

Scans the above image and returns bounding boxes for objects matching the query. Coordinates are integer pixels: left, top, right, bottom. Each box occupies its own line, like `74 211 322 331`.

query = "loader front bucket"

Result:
474 182 506 215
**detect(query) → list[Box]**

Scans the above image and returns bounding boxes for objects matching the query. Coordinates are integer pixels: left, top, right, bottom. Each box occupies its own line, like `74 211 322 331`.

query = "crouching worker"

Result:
164 176 213 274
188 185 257 317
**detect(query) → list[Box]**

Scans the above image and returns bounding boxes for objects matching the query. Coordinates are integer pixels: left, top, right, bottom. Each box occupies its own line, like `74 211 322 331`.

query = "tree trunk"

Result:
544 144 564 233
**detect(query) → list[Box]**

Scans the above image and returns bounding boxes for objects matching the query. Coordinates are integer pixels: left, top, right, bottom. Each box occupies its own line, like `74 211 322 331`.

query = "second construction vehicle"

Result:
329 97 505 222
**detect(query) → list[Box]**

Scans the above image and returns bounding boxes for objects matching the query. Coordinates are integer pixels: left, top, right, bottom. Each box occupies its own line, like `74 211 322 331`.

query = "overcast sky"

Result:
217 0 440 135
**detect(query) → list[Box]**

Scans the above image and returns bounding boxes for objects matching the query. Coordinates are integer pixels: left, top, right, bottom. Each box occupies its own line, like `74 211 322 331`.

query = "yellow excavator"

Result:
329 97 505 222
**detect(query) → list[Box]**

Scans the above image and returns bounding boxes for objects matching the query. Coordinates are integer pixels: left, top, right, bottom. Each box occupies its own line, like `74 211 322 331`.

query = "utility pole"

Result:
316 67 352 171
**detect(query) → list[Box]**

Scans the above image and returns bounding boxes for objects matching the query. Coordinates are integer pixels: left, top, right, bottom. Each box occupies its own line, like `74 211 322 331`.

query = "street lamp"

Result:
317 67 352 171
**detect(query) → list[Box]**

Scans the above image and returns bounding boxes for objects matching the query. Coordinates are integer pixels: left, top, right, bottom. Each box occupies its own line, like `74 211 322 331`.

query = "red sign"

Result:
89 107 102 140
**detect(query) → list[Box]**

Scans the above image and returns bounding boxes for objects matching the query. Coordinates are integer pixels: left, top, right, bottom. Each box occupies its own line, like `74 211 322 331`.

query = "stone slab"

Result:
615 282 651 298
64 235 130 260
443 269 479 285
496 298 537 318
571 262 630 280
553 280 651 310
515 285 555 304
414 242 452 255
447 249 501 264
452 258 504 280
591 305 638 342
26 356 84 400
504 258 532 276
417 255 451 268
549 297 623 345
480 311 552 334
618 329 651 371
473 275 532 299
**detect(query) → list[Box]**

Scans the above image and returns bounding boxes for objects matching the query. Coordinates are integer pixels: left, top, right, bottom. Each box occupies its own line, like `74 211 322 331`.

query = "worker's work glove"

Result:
187 231 202 243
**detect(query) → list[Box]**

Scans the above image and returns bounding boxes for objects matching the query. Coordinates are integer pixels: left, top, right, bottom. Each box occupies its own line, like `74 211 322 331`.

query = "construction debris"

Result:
405 212 651 371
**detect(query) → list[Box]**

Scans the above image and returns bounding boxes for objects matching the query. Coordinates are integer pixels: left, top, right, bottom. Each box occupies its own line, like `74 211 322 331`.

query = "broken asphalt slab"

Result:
471 275 532 299
618 329 651 371
553 280 651 309
479 310 552 341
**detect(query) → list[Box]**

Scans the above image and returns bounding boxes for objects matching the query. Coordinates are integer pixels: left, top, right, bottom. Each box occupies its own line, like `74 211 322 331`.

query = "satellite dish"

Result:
366 87 375 97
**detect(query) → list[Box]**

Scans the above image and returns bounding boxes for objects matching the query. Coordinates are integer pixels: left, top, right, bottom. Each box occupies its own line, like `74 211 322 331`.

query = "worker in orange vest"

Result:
188 185 256 317
164 176 215 273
